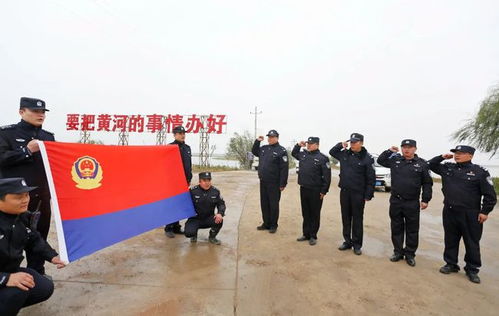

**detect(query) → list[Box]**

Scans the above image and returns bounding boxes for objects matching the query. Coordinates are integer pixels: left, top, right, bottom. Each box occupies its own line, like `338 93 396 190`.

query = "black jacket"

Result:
190 185 226 219
0 211 58 288
377 150 433 202
170 140 192 184
0 120 55 198
428 156 497 214
329 143 376 200
252 140 289 187
291 145 331 194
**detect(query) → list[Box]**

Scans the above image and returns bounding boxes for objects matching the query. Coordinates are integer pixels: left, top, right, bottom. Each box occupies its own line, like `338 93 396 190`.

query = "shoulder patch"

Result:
479 165 488 172
486 176 494 186
282 155 288 162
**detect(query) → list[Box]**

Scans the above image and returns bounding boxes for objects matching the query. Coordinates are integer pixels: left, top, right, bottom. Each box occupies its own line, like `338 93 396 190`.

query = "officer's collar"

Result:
349 147 366 156
403 154 418 161
308 149 320 154
19 119 41 130
172 139 184 145
456 161 473 167
270 142 280 147
0 210 19 220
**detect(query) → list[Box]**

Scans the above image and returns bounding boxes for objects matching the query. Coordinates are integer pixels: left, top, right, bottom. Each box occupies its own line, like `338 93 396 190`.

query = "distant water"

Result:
192 156 240 168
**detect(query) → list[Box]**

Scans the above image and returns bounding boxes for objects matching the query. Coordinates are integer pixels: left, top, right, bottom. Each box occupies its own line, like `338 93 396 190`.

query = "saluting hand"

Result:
257 136 264 141
51 256 66 269
299 141 306 147
342 141 348 149
390 146 399 153
6 272 35 291
442 154 454 160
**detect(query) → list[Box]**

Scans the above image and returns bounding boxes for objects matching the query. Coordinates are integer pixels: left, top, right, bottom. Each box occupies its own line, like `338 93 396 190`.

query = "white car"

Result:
372 155 391 192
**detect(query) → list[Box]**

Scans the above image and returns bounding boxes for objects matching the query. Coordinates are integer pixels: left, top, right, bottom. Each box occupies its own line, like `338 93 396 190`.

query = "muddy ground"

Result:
22 170 499 315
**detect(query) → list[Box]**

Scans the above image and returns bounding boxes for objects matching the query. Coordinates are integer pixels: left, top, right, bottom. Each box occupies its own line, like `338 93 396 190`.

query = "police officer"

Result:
0 178 66 315
0 97 55 275
184 172 226 245
330 133 375 255
252 130 289 233
429 145 497 284
377 139 433 266
164 125 193 238
292 137 331 245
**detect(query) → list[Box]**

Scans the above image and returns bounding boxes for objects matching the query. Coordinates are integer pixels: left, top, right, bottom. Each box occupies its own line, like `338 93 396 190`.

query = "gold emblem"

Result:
71 156 103 190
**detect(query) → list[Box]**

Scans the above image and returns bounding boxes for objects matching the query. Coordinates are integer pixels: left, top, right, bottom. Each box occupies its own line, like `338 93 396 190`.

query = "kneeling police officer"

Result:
184 172 226 245
0 178 66 316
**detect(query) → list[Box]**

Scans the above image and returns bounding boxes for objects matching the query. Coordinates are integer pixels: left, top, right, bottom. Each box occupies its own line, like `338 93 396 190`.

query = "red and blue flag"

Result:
39 141 195 262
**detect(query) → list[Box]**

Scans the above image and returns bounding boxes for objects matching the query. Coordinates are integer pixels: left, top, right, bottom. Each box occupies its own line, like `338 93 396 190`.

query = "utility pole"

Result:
250 106 262 139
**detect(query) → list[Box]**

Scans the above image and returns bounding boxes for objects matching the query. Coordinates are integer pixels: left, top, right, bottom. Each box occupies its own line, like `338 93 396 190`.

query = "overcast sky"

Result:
1 0 498 168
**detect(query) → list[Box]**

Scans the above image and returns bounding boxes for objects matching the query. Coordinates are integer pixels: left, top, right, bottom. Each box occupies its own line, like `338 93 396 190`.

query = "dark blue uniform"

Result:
292 143 331 240
0 120 55 274
377 150 433 258
330 142 375 250
184 185 226 239
0 211 58 315
165 139 192 233
429 156 497 274
252 139 289 230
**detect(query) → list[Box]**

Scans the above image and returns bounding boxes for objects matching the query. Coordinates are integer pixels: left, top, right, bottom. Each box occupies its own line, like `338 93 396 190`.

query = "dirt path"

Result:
22 170 499 315
235 172 499 315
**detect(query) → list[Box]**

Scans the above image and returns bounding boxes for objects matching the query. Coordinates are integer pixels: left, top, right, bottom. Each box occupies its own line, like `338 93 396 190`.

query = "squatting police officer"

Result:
0 178 66 315
184 172 226 245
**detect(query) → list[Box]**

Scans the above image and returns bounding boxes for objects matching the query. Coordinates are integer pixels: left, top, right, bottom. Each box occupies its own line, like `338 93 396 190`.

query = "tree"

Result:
453 84 499 157
225 131 254 169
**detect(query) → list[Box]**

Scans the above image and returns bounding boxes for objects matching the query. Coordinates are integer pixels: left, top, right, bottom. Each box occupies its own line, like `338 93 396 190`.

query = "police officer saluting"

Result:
0 178 66 315
252 130 289 233
165 125 192 238
0 97 55 276
377 139 433 266
429 145 497 283
292 137 331 245
330 133 375 255
184 172 226 245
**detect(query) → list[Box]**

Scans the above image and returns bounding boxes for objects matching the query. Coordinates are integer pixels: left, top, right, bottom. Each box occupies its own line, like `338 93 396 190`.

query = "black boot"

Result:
439 264 460 274
389 253 404 262
209 229 221 245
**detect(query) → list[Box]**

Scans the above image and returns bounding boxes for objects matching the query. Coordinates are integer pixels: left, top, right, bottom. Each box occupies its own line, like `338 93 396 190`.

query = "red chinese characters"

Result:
66 114 227 134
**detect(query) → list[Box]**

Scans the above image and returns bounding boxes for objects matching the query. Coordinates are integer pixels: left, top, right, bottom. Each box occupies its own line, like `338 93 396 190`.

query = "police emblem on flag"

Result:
71 156 103 190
